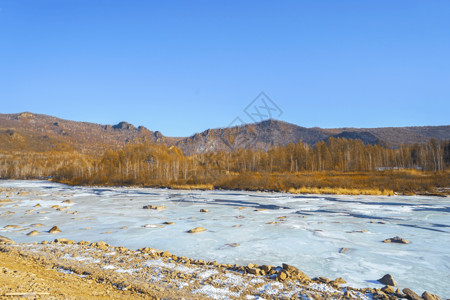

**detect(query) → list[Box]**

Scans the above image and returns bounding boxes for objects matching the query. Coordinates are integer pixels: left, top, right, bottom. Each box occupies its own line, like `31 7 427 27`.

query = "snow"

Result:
0 179 449 298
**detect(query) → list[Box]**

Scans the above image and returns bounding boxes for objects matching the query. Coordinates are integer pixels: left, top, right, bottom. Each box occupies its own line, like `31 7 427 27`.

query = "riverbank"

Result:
1 237 439 300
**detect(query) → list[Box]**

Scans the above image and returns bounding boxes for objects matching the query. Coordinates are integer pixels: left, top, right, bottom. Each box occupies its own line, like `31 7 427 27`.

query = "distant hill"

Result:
175 119 450 154
0 112 172 154
1 112 449 155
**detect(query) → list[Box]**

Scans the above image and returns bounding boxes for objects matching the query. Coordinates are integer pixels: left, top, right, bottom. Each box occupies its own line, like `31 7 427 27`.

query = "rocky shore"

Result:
0 236 442 300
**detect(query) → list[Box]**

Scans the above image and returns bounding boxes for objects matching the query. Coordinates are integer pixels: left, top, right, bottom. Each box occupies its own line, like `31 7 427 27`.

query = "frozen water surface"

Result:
1 180 449 298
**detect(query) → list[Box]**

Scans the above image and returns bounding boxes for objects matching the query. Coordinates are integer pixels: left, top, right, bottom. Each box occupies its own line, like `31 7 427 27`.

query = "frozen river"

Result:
1 180 449 298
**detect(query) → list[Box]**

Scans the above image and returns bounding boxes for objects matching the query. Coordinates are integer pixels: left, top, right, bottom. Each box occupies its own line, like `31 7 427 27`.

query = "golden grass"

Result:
288 187 394 196
168 184 214 190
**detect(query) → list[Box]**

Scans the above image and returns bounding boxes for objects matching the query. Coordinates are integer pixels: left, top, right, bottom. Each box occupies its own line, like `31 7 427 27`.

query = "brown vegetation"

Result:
0 137 448 195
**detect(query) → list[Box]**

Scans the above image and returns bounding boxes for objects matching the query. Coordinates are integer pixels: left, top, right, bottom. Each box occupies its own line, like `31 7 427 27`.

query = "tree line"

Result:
1 137 448 194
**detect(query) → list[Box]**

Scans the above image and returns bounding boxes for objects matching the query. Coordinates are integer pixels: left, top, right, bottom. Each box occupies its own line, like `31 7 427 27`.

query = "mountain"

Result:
175 119 450 154
1 112 449 155
0 112 174 154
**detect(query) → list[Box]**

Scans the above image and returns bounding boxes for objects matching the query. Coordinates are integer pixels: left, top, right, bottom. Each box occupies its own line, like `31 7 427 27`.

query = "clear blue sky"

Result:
1 1 449 137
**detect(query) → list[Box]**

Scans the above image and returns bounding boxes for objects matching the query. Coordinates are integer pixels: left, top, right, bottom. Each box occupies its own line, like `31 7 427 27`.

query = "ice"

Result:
0 180 449 298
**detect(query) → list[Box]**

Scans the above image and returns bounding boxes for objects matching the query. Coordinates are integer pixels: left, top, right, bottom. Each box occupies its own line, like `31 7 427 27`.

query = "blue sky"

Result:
1 1 449 136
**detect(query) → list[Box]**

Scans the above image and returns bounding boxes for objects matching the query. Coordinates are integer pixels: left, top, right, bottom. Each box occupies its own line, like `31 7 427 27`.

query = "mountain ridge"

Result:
1 112 449 155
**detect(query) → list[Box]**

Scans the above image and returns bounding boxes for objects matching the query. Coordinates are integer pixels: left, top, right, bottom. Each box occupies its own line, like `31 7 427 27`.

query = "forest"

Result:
1 137 449 195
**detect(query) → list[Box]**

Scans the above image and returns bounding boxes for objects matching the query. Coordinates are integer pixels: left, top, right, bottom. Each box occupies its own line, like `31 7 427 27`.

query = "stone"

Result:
333 277 346 284
162 222 174 225
278 271 287 281
378 274 396 286
339 247 348 253
27 230 39 236
282 263 310 282
200 209 209 212
55 238 74 244
0 235 15 244
34 203 41 207
261 265 272 273
143 205 165 210
383 236 411 244
422 291 441 300
187 227 206 233
225 243 239 247
247 268 260 275
403 288 422 300
381 285 395 294
48 226 61 234
62 200 74 204
161 251 171 257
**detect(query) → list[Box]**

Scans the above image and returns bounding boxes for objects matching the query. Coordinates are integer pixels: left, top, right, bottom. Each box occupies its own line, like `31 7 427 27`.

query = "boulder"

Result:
54 238 74 244
383 236 411 244
278 271 287 281
62 200 74 204
200 209 209 213
143 205 165 210
282 263 310 282
0 236 15 244
187 227 206 233
381 285 395 294
378 274 396 286
27 230 39 236
403 288 422 300
422 291 441 300
48 226 61 234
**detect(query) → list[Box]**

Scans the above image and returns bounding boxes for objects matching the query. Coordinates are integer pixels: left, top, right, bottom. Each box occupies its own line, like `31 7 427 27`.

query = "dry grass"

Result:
288 187 394 196
168 184 214 190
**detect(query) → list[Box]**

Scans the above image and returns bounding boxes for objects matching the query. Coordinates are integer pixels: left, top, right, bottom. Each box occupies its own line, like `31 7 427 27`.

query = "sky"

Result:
0 1 449 137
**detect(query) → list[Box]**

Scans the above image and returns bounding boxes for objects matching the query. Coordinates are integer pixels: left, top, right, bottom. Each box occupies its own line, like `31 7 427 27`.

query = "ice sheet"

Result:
1 180 449 297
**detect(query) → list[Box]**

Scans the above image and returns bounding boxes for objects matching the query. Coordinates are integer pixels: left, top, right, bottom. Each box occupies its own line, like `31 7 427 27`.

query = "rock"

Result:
225 243 239 247
314 277 330 283
339 247 348 253
51 205 60 209
282 263 310 282
31 223 44 227
48 226 61 234
261 265 272 273
162 222 174 225
381 285 395 294
161 251 171 257
403 288 422 300
4 225 21 229
91 241 109 250
278 271 287 281
378 274 396 286
247 268 260 275
143 205 165 210
200 209 209 213
383 236 411 244
27 230 39 236
232 225 242 227
121 226 128 229
34 203 41 207
187 227 206 233
333 277 346 284
422 291 441 300
267 221 279 225
62 200 74 204
54 238 74 244
0 236 15 244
